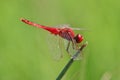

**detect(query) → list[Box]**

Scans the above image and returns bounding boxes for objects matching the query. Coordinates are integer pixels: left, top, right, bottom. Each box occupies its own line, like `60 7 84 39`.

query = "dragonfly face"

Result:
74 34 83 43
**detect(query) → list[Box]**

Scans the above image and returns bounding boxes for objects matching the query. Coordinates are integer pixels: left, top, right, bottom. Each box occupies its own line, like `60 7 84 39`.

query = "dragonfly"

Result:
21 18 84 59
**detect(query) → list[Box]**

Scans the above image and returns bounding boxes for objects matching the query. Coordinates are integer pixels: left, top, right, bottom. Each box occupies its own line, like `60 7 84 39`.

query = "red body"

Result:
21 18 83 43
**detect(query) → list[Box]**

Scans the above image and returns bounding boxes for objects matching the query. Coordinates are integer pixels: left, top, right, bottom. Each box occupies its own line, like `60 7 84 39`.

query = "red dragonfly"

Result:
21 18 84 59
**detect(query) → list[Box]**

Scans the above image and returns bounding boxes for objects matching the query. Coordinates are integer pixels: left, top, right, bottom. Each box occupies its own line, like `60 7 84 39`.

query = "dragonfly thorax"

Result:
74 34 83 43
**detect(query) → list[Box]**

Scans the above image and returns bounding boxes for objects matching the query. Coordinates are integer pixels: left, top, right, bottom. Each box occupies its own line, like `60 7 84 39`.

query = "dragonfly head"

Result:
74 34 83 43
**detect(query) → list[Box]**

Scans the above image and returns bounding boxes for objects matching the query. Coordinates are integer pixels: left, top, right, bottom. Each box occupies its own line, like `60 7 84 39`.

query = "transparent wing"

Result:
55 24 87 31
47 33 65 60
58 35 66 59
71 28 87 30
55 24 70 28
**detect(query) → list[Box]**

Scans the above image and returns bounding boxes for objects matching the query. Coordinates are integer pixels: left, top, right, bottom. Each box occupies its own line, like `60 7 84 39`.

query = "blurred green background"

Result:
0 0 120 80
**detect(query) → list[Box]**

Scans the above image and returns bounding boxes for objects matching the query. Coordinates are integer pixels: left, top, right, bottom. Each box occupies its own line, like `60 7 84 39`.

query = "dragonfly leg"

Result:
66 41 72 56
71 38 77 50
66 32 76 49
65 32 78 56
72 42 88 60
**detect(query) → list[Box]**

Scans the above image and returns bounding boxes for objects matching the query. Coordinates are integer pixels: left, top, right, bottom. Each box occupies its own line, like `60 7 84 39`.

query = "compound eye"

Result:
74 34 83 43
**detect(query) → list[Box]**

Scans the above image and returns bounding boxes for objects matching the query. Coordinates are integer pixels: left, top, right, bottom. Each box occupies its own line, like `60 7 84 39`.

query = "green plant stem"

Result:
56 43 87 80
